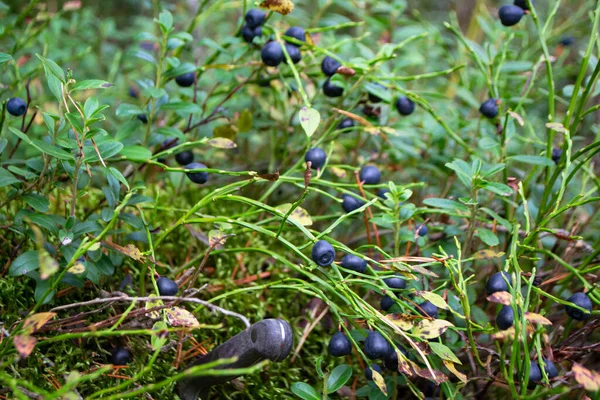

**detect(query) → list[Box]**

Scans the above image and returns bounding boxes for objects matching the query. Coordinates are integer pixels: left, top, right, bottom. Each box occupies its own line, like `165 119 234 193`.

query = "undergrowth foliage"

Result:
0 0 599 399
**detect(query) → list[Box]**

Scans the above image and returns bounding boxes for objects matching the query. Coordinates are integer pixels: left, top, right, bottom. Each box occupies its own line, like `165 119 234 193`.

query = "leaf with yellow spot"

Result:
486 291 512 305
208 137 237 149
22 312 56 334
145 294 163 319
525 312 552 325
413 319 454 340
276 204 313 226
13 335 37 358
68 262 86 274
165 307 200 328
260 0 294 15
572 363 600 392
443 360 467 383
416 291 448 310
371 369 387 395
385 313 414 331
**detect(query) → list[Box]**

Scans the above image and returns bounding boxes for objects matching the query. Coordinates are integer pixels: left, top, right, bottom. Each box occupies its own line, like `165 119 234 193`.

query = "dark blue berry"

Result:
417 301 438 319
499 5 525 27
128 87 138 98
383 345 407 371
560 37 575 46
185 162 209 184
341 193 365 213
364 331 391 360
157 277 178 296
540 358 558 379
284 26 306 42
341 254 367 273
529 360 542 382
241 25 262 43
137 114 148 124
395 96 415 116
416 224 428 237
368 83 386 103
323 78 343 97
112 348 131 365
7 97 27 117
175 72 195 87
337 118 354 131
312 240 335 267
359 165 381 185
284 43 301 64
175 151 194 166
245 9 266 29
261 41 284 67
486 271 512 295
377 188 390 199
321 56 341 76
565 292 592 320
380 295 395 311
496 305 514 330
365 364 382 381
305 148 326 169
328 331 352 357
551 147 562 164
514 0 534 10
479 98 499 118
383 275 406 290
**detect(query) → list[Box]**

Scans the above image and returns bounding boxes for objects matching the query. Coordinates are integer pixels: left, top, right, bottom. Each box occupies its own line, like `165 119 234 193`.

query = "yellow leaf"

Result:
328 166 347 179
22 312 56 334
68 262 86 274
207 137 237 149
572 363 600 392
371 369 387 395
472 249 505 260
508 111 524 126
260 0 294 15
123 244 144 261
546 122 568 134
525 312 552 325
145 294 163 319
413 319 454 339
13 335 37 358
486 291 512 306
276 204 313 226
165 307 200 328
385 313 414 331
443 360 467 383
209 230 231 249
416 291 448 310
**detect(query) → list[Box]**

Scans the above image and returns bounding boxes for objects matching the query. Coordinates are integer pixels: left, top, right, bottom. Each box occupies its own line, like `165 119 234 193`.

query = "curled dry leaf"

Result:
507 111 524 126
371 369 387 395
413 319 454 340
165 307 200 328
443 360 467 383
486 291 512 306
13 335 37 358
572 363 600 392
22 312 56 334
336 66 356 76
524 312 552 325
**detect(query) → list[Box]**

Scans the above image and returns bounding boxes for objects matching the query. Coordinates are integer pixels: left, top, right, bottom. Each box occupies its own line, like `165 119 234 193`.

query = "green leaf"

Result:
142 87 167 99
9 251 40 276
128 50 156 64
116 103 144 118
476 227 499 246
71 80 112 91
65 112 84 135
159 102 201 114
156 9 173 33
429 342 461 364
299 107 320 138
0 52 12 64
84 141 123 163
163 62 197 79
0 137 7 155
423 198 469 213
36 54 65 82
0 168 21 187
23 194 50 212
290 382 319 400
480 181 513 197
326 364 352 393
119 146 152 161
9 127 74 160
365 82 392 103
508 155 554 167
108 167 130 190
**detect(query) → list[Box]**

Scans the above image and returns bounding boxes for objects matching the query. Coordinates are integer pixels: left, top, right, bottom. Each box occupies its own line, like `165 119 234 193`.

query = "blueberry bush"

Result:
1 0 599 399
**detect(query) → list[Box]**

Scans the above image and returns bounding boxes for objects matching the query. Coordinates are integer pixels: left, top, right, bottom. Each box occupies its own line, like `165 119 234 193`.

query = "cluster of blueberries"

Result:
499 0 533 27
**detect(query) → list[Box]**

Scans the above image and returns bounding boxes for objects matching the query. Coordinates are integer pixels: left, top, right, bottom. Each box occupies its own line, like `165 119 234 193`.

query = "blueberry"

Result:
312 240 335 267
383 345 407 371
380 295 395 311
395 96 415 116
321 56 341 76
7 97 27 117
245 9 266 29
175 151 194 166
416 224 428 237
540 358 558 379
261 41 284 67
486 271 512 295
364 331 391 360
337 118 355 131
323 78 344 97
284 26 306 42
499 5 525 27
305 147 326 169
341 254 367 273
514 0 534 10
175 72 195 87
479 98 499 119
565 292 593 320
368 83 386 103
128 87 138 98
551 147 562 164
284 43 302 64
496 305 514 330
359 165 381 185
529 360 542 382
112 348 131 365
328 331 352 357
365 364 382 381
157 277 178 296
341 193 365 213
560 37 575 46
417 301 438 319
241 25 262 43
377 188 390 199
383 275 406 290
185 162 209 184
137 114 148 124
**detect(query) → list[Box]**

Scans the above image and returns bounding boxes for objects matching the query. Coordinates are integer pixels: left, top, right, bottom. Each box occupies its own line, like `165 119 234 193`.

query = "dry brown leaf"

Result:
13 335 37 358
572 363 600 392
22 312 56 334
486 291 512 305
525 312 552 326
260 0 294 15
